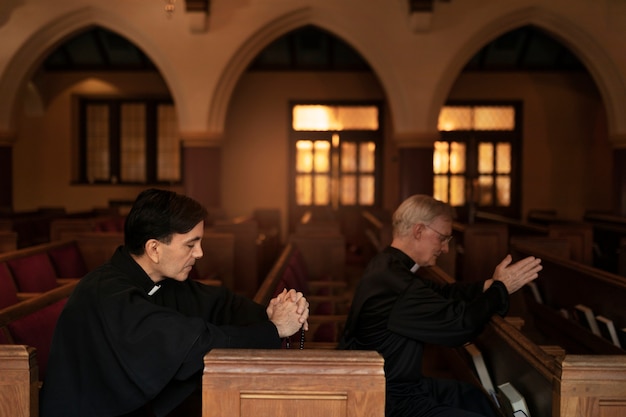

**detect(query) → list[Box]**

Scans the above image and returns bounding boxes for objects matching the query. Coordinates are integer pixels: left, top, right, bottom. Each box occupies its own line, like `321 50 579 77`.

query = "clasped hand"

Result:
266 288 310 338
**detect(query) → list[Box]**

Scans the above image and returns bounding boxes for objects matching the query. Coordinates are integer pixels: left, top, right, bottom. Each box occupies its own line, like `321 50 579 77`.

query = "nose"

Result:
193 243 203 260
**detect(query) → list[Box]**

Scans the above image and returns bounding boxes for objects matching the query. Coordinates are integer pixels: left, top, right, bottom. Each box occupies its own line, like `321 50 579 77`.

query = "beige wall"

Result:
13 72 178 212
10 67 611 224
448 72 611 220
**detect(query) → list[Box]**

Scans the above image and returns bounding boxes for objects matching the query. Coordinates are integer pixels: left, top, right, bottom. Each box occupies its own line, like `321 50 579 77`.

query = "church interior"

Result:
1 0 626 416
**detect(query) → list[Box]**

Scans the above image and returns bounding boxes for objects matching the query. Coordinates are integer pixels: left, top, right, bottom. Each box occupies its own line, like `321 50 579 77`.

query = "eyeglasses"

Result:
424 224 453 244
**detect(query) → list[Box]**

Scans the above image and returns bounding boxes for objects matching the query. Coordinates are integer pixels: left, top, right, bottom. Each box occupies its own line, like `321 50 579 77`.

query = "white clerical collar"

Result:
148 284 161 296
410 263 420 273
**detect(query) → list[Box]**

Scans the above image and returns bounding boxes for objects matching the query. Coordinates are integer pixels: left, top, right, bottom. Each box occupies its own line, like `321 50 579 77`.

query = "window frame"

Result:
76 96 180 186
436 101 523 220
288 100 384 229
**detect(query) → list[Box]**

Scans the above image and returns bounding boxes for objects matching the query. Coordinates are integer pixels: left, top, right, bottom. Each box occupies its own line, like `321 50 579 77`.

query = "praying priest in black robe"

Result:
40 189 309 417
338 195 542 417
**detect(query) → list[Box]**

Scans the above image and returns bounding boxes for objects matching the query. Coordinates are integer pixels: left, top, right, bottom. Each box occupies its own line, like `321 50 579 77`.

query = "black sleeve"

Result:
387 278 509 347
174 320 281 380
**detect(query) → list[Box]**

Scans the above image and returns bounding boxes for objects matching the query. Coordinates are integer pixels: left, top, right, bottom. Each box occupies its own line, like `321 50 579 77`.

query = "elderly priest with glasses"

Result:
338 194 542 417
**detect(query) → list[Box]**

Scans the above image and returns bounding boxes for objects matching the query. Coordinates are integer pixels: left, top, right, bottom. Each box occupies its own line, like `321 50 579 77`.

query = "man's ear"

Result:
412 223 424 240
144 239 161 263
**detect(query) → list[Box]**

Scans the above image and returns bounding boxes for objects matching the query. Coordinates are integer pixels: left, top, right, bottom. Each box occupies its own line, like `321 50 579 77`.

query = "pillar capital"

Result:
0 130 17 146
180 131 224 148
610 133 626 149
393 131 440 148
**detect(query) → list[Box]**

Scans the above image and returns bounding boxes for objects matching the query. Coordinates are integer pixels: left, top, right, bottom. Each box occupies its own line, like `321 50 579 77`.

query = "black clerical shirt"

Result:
338 246 509 384
40 246 281 417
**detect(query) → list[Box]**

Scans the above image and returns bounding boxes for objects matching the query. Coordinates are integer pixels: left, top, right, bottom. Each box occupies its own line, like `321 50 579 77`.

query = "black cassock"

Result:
40 246 281 417
338 247 507 417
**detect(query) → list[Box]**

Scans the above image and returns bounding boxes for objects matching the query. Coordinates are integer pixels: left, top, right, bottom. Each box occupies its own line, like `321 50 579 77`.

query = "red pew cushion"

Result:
8 298 68 379
48 242 88 278
7 253 58 292
0 263 19 309
0 327 12 344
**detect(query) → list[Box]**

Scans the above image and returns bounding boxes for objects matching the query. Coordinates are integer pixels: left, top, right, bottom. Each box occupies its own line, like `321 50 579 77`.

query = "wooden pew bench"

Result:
511 241 626 355
210 214 280 297
0 230 17 253
0 240 95 299
202 349 385 417
0 345 38 417
419 264 626 417
0 278 77 381
475 211 594 265
583 211 626 275
361 209 392 254
255 241 350 348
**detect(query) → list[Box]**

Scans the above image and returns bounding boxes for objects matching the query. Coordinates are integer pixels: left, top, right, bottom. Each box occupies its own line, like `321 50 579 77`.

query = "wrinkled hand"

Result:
489 254 542 294
266 288 310 338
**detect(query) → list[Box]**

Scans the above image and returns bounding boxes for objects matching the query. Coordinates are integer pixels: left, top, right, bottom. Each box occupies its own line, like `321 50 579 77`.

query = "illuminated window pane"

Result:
359 175 375 205
433 142 449 174
86 104 110 182
296 174 312 205
496 176 511 206
434 175 449 203
157 104 180 182
314 175 330 205
474 106 515 130
450 176 465 206
438 107 472 131
296 141 313 172
359 142 376 172
341 175 356 205
478 143 494 174
341 142 357 172
293 105 378 131
337 107 378 130
477 176 494 206
450 142 466 174
496 143 511 173
120 103 146 182
313 141 330 172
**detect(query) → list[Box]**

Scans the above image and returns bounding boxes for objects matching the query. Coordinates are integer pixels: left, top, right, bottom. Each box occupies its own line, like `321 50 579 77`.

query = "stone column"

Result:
393 131 439 201
0 133 14 212
181 132 222 214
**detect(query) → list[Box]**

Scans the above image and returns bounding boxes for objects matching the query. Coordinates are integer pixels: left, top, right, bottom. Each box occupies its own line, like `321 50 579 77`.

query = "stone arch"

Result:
0 6 181 138
207 7 400 136
429 6 626 141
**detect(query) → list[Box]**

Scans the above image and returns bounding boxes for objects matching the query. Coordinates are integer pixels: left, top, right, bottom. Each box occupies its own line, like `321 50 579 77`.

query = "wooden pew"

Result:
361 209 392 254
583 211 626 275
1 207 68 248
211 215 280 297
0 345 39 417
0 279 78 381
202 349 385 417
510 241 626 355
475 211 594 265
254 242 349 348
451 222 508 283
418 265 626 417
0 230 17 252
287 232 346 284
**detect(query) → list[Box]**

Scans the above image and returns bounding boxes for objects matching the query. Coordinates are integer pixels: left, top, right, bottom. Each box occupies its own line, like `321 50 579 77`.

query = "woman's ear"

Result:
144 239 161 263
